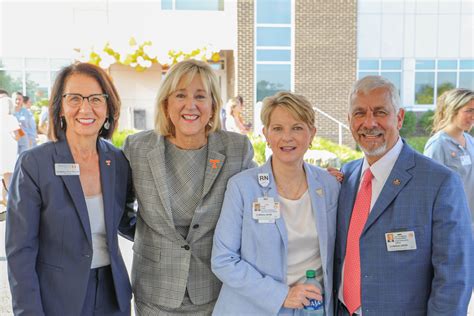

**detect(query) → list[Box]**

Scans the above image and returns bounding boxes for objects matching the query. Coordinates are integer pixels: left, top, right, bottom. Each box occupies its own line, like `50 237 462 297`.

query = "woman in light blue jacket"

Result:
211 91 340 315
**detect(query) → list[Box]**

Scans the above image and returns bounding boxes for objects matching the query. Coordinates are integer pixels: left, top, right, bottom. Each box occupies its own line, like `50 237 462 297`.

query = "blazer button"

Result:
183 245 190 250
192 224 199 229
83 254 91 258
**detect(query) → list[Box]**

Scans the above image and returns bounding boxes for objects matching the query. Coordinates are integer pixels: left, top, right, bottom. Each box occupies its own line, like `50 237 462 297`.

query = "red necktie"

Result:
343 168 373 315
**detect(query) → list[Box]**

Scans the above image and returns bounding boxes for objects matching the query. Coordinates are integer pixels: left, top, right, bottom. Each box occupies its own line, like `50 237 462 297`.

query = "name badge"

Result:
55 163 80 176
460 154 472 166
252 197 280 223
385 231 417 251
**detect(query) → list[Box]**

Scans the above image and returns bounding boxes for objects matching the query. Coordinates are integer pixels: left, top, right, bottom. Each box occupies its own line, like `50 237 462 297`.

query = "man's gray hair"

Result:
349 75 401 112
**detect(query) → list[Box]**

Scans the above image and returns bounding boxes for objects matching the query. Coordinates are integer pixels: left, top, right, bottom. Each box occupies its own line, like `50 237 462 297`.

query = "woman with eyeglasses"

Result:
424 88 474 228
6 62 133 315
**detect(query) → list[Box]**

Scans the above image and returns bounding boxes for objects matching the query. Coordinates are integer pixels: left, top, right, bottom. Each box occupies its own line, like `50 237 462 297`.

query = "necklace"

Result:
276 173 307 200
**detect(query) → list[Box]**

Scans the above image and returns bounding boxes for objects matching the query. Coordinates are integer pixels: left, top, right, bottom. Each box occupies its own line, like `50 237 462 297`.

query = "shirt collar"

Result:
360 137 403 183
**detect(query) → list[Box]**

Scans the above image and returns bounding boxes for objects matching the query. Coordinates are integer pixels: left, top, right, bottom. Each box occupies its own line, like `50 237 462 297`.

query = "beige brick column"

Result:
294 0 357 147
236 0 255 125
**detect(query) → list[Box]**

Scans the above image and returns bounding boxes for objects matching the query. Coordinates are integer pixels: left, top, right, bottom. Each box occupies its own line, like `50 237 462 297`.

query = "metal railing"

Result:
313 107 349 145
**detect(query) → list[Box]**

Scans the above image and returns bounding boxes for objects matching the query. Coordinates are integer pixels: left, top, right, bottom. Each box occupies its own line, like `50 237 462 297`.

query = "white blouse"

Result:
280 191 322 285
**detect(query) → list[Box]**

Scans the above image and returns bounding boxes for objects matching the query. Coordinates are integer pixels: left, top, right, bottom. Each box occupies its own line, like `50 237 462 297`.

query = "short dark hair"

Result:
0 89 9 96
48 62 121 141
23 96 30 103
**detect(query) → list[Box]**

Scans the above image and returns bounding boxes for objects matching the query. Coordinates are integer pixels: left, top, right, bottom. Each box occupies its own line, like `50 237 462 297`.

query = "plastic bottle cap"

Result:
306 270 316 278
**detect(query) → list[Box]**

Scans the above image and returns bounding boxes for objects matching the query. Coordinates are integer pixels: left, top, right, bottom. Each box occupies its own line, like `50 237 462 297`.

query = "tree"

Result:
256 80 284 101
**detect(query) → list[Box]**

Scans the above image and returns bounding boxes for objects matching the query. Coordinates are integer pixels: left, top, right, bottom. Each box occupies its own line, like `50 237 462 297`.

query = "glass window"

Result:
256 0 291 24
26 71 49 101
256 64 291 101
415 72 435 104
256 27 291 46
0 58 23 69
162 0 223 11
460 60 474 70
358 60 378 70
415 60 435 70
133 109 147 130
51 59 72 70
358 71 378 78
437 60 457 69
381 60 402 70
459 72 474 90
257 49 291 62
382 72 401 95
25 58 49 70
0 70 23 94
437 72 456 96
161 0 172 10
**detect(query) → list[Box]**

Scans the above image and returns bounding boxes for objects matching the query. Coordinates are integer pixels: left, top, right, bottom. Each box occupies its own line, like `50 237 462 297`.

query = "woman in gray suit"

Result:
6 63 133 315
121 59 255 315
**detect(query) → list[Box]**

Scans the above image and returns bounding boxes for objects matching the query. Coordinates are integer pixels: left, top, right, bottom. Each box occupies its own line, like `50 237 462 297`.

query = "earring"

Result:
103 118 110 130
60 116 66 129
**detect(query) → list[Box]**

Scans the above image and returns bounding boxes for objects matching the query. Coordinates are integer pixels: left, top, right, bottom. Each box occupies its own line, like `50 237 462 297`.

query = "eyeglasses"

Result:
62 93 108 108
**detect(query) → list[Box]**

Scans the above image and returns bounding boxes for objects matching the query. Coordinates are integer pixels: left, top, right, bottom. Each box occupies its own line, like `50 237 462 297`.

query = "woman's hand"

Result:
327 166 344 183
283 283 322 309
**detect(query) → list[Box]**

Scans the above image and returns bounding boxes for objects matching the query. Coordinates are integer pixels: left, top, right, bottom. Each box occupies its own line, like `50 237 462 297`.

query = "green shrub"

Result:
247 133 267 165
419 110 434 134
400 111 416 137
312 137 363 165
406 136 429 153
112 129 137 148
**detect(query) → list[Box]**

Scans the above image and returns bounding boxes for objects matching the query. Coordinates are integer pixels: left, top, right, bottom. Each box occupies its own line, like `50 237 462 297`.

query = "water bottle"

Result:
303 269 325 316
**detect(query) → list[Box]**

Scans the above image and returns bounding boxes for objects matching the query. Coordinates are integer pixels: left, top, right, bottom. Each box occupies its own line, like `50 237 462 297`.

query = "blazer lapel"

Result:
304 163 329 270
146 136 178 236
263 159 288 253
53 139 92 246
97 139 115 247
363 144 414 233
202 132 226 198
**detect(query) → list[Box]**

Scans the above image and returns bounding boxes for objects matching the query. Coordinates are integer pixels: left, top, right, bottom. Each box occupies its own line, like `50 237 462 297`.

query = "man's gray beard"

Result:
359 142 387 157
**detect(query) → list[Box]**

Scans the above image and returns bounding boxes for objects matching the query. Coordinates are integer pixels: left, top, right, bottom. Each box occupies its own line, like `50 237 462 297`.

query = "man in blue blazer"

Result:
334 76 473 316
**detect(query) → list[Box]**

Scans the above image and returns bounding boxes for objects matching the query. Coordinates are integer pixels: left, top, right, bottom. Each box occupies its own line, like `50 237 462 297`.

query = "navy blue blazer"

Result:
334 142 473 316
6 137 133 316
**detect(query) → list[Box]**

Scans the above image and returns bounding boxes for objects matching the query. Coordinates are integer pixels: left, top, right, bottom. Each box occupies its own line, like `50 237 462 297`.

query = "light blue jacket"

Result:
212 158 340 316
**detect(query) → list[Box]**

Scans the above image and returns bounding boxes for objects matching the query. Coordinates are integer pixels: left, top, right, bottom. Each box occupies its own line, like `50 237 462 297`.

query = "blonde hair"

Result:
155 59 222 136
225 97 239 117
261 91 315 128
432 88 474 133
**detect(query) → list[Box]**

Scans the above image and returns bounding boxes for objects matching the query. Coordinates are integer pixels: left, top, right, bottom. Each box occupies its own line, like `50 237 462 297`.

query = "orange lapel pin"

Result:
209 159 220 169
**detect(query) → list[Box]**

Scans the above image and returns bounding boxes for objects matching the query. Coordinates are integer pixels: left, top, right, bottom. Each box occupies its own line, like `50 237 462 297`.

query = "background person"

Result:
0 90 20 209
11 92 32 155
424 88 474 228
225 97 251 134
6 63 133 315
212 91 340 315
120 59 255 315
334 76 472 315
22 95 38 147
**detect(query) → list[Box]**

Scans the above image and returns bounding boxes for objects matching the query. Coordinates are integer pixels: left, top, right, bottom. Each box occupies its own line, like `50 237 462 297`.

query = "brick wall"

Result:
236 0 255 124
294 0 357 147
236 0 357 147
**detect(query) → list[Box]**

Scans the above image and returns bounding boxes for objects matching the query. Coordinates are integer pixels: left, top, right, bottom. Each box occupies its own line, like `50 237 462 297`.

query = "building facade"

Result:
1 0 473 146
